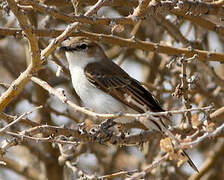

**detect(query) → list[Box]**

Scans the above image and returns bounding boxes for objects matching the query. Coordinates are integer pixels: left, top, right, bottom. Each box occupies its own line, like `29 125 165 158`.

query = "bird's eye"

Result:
79 44 87 50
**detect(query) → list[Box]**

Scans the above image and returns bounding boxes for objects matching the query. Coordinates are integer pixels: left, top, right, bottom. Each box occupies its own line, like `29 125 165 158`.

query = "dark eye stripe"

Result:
60 43 89 52
60 46 77 52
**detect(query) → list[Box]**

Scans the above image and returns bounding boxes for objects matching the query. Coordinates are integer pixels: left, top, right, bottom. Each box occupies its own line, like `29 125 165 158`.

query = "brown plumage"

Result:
61 37 199 173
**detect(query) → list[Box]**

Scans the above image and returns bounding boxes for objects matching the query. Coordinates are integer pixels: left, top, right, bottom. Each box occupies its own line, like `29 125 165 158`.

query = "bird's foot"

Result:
100 118 116 132
98 118 116 142
88 119 115 143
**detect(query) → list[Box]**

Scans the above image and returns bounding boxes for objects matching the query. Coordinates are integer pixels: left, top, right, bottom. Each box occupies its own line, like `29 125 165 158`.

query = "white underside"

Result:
66 52 126 114
66 52 161 129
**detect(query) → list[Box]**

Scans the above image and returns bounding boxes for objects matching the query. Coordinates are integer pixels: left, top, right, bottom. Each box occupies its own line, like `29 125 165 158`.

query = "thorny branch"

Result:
126 154 169 180
1 28 224 62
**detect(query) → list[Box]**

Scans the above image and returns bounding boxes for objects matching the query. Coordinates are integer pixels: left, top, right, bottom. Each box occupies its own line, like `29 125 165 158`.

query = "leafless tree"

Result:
0 0 224 179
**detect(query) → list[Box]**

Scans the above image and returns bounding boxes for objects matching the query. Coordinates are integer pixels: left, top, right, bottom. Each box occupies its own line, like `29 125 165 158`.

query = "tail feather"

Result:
182 150 199 173
150 117 199 173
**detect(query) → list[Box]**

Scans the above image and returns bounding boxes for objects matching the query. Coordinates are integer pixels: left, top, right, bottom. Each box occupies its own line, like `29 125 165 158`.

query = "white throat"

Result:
65 51 97 69
65 51 126 114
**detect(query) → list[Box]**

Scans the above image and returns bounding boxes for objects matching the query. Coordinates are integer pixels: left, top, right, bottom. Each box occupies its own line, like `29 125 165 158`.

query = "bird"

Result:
60 36 199 173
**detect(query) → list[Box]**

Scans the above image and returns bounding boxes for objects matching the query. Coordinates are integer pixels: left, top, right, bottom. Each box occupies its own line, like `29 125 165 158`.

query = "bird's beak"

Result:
60 46 77 52
59 46 69 52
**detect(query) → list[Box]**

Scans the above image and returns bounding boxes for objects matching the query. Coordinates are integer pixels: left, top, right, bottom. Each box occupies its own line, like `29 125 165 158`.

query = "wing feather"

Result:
84 60 164 113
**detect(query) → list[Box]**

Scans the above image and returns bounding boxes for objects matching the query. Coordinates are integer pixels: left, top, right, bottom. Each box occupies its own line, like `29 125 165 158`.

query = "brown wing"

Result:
84 60 164 113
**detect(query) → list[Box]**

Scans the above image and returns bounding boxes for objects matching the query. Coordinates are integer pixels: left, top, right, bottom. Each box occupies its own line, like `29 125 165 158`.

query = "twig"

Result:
0 0 40 112
36 0 224 17
0 112 40 127
148 1 224 36
1 28 224 63
198 61 224 90
5 131 78 145
99 170 138 179
126 154 169 180
38 0 138 7
152 13 189 46
0 124 160 155
181 57 191 127
117 20 142 65
210 106 224 123
132 0 151 18
17 0 151 27
176 0 224 16
0 156 45 180
180 122 224 149
40 0 108 59
0 106 42 133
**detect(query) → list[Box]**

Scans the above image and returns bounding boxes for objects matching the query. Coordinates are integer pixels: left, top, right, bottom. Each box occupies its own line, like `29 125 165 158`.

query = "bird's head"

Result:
60 37 107 66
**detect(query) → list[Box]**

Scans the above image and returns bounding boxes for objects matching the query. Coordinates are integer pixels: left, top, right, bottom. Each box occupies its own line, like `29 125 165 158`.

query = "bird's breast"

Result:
69 65 125 114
